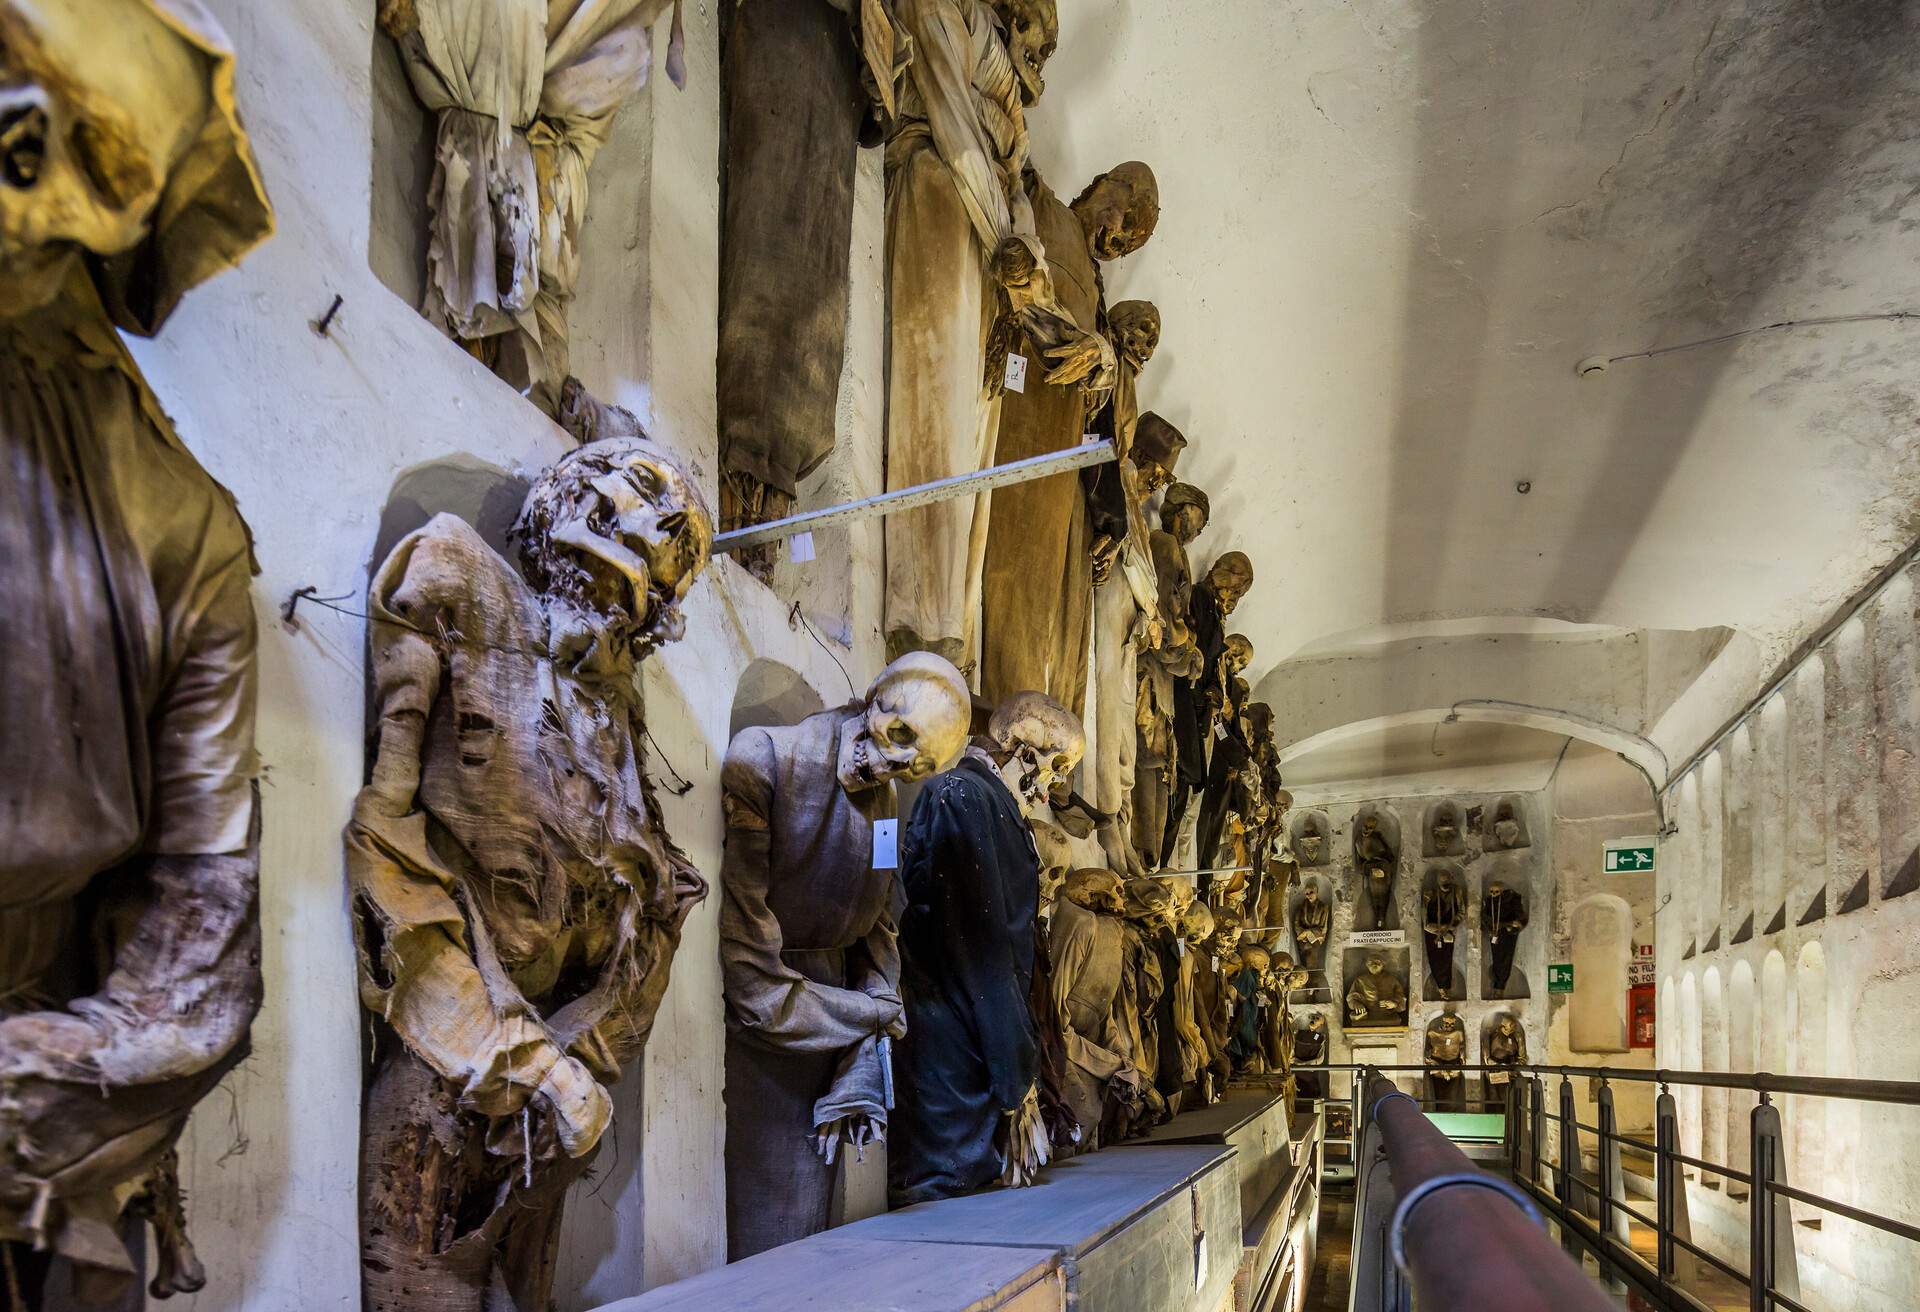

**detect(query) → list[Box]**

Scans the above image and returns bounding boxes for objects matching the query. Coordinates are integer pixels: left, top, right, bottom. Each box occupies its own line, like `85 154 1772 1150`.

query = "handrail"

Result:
1359 1071 1617 1312
1321 1062 1920 1106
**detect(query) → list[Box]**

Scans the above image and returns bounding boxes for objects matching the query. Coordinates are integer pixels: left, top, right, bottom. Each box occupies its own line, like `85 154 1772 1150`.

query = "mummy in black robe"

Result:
890 753 1042 1205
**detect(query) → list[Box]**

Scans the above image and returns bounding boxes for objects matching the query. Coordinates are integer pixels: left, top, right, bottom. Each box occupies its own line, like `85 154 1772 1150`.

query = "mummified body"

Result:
719 653 970 1258
348 438 712 1310
1048 871 1146 1152
892 692 1085 1201
717 0 907 570
882 0 1111 668
979 162 1158 715
0 1 274 1300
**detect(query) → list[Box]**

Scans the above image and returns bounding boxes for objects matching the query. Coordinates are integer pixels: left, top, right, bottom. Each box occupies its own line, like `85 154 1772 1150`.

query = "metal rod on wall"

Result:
713 439 1117 554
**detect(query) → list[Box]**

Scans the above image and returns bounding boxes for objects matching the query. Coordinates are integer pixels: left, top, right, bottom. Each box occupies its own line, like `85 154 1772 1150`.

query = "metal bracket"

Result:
1389 1173 1546 1274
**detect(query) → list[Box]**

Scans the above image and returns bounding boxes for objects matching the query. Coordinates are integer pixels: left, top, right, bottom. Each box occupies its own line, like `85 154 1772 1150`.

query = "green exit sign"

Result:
1548 963 1575 994
1604 837 1657 874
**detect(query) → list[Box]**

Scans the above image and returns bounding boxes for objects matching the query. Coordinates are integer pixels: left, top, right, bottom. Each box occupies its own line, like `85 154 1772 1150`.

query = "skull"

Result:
1222 634 1253 676
515 436 712 656
1108 300 1160 371
1296 818 1325 864
1121 877 1178 935
1069 161 1159 262
1207 912 1243 956
991 0 1058 106
1031 817 1077 900
0 0 213 315
1064 868 1126 915
1180 900 1214 946
836 651 972 792
1135 420 1190 499
988 690 1085 809
1206 552 1254 613
1492 802 1522 848
1239 945 1271 977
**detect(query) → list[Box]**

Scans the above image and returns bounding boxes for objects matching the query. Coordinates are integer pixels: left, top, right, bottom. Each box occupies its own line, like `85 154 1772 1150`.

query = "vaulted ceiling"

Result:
1033 0 1920 791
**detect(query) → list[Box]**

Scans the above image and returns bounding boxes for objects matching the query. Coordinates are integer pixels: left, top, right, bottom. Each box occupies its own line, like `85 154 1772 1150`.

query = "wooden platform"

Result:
1123 1087 1297 1222
592 1145 1241 1312
587 1230 1063 1312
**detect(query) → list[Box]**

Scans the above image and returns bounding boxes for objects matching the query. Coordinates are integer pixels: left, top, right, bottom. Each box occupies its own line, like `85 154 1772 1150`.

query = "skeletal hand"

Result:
814 1113 881 1165
997 1084 1051 1188
993 237 1038 288
1090 534 1120 583
1041 326 1115 390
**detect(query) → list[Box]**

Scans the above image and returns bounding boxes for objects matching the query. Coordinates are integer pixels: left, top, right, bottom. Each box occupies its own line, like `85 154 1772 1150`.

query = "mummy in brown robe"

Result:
1132 474 1205 864
882 0 1112 668
1191 913 1243 1097
0 2 273 1300
980 161 1158 715
720 653 970 1257
1048 870 1145 1152
347 438 712 1311
717 0 909 570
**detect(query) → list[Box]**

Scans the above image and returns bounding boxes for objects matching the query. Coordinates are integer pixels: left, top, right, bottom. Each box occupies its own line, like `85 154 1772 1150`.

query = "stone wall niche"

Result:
1423 799 1466 857
1419 864 1469 1001
1484 794 1533 851
1291 809 1332 867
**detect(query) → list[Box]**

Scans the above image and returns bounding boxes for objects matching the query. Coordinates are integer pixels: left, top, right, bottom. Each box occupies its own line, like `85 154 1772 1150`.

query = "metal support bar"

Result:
712 439 1116 553
1750 1096 1801 1312
1656 1091 1680 1285
1557 1077 1577 1211
1597 1081 1624 1245
1531 1077 1547 1190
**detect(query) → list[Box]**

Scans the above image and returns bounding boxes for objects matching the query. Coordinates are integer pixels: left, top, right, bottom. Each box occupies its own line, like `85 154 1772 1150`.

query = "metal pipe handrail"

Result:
1361 1071 1618 1312
1323 1062 1920 1105
1766 1179 1920 1244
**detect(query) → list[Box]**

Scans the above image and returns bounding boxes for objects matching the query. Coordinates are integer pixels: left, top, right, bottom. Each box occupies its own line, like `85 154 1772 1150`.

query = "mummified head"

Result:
1108 300 1160 371
1122 877 1179 935
990 0 1057 105
988 690 1085 808
837 651 971 792
1207 911 1243 956
1064 868 1127 915
0 0 212 314
515 437 712 655
1223 634 1254 676
1205 552 1254 612
1070 161 1160 262
1180 900 1215 946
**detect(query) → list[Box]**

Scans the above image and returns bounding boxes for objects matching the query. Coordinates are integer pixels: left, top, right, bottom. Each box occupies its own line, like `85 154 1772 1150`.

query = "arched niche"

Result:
1423 799 1467 857
1570 893 1632 1052
1350 802 1402 865
1287 872 1335 976
1659 976 1678 1069
1480 855 1532 1000
1791 943 1828 1191
1702 967 1729 1177
374 455 530 574
1418 863 1469 1001
1483 794 1533 851
730 658 828 740
1679 973 1703 1164
1728 960 1757 1195
1289 809 1332 868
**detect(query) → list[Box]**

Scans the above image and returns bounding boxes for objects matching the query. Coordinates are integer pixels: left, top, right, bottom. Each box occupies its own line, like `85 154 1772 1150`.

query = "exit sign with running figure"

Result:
1604 836 1658 874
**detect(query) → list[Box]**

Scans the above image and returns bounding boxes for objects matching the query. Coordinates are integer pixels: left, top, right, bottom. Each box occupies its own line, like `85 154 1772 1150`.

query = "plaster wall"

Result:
1287 791 1549 1110
1654 569 1920 1312
110 4 891 1308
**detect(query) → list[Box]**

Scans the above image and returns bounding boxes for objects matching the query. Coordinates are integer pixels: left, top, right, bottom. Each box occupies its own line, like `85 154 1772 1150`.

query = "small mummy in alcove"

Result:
348 437 712 1310
1422 867 1466 999
1483 879 1531 995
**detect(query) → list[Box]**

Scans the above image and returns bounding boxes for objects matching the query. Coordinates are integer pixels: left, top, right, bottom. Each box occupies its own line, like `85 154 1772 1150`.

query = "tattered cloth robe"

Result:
1163 570 1224 864
1227 969 1264 1072
1191 954 1234 1093
978 172 1097 715
1047 896 1141 1151
0 1 273 1294
719 706 903 1259
883 0 1061 667
892 755 1041 1204
347 516 705 1310
1111 921 1168 1136
384 0 685 409
717 0 906 541
1091 458 1161 873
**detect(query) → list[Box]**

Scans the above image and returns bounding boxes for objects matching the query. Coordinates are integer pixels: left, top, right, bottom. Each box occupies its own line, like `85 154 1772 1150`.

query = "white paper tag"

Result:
1004 353 1028 393
871 818 898 869
1175 938 1186 958
1083 431 1102 445
1211 955 1220 973
787 531 815 563
1213 720 1227 741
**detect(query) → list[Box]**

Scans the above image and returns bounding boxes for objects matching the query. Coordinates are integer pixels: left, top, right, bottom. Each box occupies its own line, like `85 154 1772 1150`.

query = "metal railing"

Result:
1348 1068 1617 1312
1321 1062 1920 1312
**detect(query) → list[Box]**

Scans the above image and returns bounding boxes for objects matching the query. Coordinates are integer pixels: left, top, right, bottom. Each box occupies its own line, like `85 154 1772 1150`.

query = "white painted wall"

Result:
117 5 888 1308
